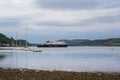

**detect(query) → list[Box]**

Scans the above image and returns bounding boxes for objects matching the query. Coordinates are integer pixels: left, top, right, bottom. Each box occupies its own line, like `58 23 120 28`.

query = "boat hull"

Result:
37 44 68 47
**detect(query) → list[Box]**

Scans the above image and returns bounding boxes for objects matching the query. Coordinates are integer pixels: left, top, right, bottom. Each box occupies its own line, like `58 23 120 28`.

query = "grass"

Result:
0 68 120 80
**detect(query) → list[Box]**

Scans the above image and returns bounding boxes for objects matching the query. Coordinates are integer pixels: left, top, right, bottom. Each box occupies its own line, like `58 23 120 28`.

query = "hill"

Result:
0 33 11 46
58 38 120 46
1 33 120 46
0 33 29 47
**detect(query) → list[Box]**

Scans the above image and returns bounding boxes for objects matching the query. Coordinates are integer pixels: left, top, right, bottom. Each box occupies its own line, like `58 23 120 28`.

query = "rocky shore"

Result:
0 68 120 80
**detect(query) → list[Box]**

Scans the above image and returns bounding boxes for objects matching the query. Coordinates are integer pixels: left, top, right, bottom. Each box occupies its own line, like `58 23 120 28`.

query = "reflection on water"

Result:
0 46 120 72
0 54 6 61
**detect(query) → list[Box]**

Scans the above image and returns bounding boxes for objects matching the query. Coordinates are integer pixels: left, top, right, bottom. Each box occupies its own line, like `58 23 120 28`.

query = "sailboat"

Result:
24 25 42 52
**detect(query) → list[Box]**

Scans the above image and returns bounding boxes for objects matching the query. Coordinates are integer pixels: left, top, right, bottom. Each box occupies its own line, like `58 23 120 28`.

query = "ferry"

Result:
37 41 68 47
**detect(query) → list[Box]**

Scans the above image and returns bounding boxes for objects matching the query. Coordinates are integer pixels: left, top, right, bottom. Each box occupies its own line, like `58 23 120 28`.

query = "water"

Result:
0 46 120 72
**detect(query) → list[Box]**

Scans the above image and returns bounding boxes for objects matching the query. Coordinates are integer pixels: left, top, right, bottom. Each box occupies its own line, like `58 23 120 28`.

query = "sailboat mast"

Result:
25 24 28 68
26 25 28 48
16 32 18 48
16 32 18 68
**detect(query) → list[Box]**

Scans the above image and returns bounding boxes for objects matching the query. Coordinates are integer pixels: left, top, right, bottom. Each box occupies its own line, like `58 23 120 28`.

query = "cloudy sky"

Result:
0 0 120 43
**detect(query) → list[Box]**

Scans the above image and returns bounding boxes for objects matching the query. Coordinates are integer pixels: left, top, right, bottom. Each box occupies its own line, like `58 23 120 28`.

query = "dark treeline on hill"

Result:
0 33 120 46
58 38 120 46
0 33 29 47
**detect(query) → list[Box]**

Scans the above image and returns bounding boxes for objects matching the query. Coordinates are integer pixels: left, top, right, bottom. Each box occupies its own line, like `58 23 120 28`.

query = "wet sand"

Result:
0 68 120 80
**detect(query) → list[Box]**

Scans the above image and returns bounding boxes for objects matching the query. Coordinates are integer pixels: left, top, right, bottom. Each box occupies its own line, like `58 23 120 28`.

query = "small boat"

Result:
28 47 42 52
32 50 42 52
37 41 68 47
24 25 42 52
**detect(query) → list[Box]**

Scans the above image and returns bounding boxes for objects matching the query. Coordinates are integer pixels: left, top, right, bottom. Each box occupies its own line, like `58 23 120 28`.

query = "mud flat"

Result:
0 68 120 80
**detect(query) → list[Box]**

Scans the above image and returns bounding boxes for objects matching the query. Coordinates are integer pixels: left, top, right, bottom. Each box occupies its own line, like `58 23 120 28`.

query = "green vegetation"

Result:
0 33 120 46
0 33 29 47
0 33 10 46
59 38 120 46
0 68 120 80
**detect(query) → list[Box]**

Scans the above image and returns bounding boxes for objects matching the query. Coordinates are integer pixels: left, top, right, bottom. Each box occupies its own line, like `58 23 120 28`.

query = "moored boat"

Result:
37 41 68 47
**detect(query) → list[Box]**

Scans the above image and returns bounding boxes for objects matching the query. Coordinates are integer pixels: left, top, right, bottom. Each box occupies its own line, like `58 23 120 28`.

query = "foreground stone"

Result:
0 68 120 80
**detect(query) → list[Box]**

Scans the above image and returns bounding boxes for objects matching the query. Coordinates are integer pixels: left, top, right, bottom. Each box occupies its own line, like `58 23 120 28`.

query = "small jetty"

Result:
0 47 13 50
0 47 42 52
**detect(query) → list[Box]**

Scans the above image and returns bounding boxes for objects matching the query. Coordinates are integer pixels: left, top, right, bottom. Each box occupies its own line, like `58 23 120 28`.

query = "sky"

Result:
0 0 120 43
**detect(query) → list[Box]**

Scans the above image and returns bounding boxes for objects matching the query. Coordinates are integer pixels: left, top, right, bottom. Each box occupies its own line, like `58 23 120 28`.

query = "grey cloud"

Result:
34 0 120 10
84 14 120 24
99 0 120 8
35 0 99 10
104 3 120 8
35 0 120 10
76 14 120 27
0 16 30 27
33 14 120 27
33 21 79 27
0 18 22 27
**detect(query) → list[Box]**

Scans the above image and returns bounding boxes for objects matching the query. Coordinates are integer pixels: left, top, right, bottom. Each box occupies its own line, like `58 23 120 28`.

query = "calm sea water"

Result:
0 46 120 72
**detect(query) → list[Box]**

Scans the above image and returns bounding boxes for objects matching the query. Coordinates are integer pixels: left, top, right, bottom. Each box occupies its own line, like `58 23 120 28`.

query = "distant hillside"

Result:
1 33 120 46
17 40 30 47
58 38 120 46
0 33 29 47
0 33 11 46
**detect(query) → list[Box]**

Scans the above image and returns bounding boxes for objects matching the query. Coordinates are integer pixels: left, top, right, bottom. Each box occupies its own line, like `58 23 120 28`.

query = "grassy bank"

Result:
0 68 120 80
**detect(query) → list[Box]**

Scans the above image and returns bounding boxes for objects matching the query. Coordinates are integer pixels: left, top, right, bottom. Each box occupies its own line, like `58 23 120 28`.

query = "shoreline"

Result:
0 67 120 80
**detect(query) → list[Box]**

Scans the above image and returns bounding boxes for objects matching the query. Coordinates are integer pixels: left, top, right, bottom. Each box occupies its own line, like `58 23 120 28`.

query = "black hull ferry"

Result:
37 41 68 47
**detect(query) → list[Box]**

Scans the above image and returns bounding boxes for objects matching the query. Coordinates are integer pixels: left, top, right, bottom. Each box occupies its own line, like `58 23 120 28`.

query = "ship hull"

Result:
37 44 68 47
